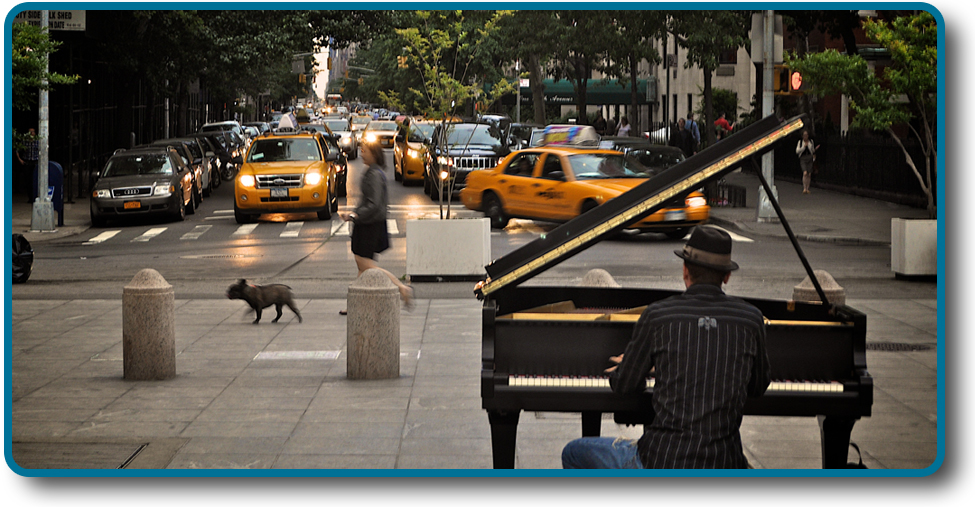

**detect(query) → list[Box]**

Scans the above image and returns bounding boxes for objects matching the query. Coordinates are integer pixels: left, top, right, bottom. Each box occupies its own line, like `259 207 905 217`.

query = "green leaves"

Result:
11 23 78 113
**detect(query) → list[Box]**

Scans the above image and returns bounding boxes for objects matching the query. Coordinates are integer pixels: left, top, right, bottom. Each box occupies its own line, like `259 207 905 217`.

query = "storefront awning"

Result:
514 78 657 106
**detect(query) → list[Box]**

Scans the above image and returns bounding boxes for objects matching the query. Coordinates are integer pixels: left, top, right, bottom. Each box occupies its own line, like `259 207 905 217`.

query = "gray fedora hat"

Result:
674 225 739 272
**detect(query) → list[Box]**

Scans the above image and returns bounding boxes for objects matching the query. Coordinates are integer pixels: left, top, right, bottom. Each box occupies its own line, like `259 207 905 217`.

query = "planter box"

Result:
406 218 491 281
891 218 937 276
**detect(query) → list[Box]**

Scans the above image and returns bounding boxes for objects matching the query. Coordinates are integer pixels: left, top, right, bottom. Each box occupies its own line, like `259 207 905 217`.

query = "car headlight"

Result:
439 170 450 180
437 156 454 166
93 189 111 198
239 174 256 187
305 172 323 185
153 184 174 196
686 196 708 208
408 149 420 158
340 137 352 145
365 133 377 143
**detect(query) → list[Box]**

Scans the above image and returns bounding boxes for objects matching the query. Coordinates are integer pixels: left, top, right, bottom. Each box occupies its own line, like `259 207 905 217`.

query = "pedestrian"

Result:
714 112 734 140
562 225 771 469
607 116 617 137
616 117 632 137
593 113 607 136
686 113 701 153
796 130 817 194
339 142 414 314
676 118 694 158
17 128 39 202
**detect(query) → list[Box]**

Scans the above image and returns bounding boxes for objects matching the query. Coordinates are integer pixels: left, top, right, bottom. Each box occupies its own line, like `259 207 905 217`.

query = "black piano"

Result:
477 115 873 469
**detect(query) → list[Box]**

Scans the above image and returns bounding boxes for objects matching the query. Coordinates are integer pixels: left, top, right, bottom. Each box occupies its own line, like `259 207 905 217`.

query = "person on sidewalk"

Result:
562 226 771 469
339 142 414 314
616 117 632 137
686 113 701 153
796 130 817 194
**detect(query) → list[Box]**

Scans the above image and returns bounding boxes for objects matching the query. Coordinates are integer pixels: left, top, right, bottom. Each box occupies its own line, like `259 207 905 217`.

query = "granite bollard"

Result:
346 269 400 380
793 270 846 306
580 268 621 287
122 268 176 380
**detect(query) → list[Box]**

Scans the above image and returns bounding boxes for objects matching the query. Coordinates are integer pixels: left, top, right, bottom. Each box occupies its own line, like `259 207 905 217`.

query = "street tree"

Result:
603 11 666 132
549 11 614 125
496 10 560 125
395 10 516 218
786 12 938 217
669 10 751 145
11 22 77 147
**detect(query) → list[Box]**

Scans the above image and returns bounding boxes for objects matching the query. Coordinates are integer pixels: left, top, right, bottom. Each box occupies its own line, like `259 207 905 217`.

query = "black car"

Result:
90 146 196 226
194 132 243 181
601 136 686 173
426 122 510 199
151 138 210 202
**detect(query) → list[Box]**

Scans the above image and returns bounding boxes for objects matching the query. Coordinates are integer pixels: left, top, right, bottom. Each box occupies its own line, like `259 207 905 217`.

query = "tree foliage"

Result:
787 12 938 216
10 22 78 147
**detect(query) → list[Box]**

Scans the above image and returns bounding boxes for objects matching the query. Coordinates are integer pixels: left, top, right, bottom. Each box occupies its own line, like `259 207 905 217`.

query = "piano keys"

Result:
478 114 873 470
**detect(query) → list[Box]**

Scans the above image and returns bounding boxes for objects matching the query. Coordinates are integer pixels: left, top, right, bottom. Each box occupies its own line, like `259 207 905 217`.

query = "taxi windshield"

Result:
247 138 321 162
567 153 654 180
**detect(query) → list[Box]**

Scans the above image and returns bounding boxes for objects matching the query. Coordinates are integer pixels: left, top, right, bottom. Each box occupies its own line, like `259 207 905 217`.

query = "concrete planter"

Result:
406 218 490 281
891 218 937 276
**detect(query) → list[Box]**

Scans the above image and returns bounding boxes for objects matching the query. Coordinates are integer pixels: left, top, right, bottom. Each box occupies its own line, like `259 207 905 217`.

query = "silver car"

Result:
322 118 358 160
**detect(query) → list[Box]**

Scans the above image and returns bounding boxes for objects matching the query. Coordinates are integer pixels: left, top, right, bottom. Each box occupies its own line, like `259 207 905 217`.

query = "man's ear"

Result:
722 272 732 285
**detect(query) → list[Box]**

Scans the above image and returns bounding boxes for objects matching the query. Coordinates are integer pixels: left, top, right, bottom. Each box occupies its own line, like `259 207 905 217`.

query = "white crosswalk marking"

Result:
181 225 212 240
328 219 399 237
83 230 121 245
280 222 303 238
233 223 259 236
131 227 167 242
386 218 398 235
711 226 754 243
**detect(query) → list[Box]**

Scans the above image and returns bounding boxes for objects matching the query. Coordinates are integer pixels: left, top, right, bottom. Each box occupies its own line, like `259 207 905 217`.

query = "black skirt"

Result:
350 219 389 259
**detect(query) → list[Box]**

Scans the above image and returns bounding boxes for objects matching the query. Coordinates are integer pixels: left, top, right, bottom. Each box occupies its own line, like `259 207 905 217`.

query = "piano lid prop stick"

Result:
750 157 832 310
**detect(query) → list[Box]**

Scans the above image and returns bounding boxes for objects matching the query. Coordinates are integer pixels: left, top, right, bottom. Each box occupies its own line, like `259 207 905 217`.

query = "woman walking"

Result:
796 130 817 194
340 143 414 313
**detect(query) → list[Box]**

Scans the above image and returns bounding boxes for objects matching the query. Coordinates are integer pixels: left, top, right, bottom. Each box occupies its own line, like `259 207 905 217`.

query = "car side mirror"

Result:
233 155 243 165
396 133 405 142
325 151 339 162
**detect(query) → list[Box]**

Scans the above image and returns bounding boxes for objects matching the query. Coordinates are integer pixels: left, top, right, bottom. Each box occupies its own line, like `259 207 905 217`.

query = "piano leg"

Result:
582 411 602 437
818 415 858 469
488 410 521 469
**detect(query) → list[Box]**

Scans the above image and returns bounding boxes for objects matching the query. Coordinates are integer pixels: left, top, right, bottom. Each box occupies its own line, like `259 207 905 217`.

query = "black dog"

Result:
226 279 303 324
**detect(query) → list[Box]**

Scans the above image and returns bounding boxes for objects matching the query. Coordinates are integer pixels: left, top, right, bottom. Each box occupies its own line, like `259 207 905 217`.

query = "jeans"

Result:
561 437 643 469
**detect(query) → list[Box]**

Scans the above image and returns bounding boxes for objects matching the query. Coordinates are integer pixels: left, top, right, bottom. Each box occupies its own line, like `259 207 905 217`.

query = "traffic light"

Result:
327 57 332 70
773 65 807 95
789 69 809 93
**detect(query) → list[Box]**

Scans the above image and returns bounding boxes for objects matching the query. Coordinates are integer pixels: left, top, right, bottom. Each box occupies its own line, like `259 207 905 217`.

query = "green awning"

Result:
518 78 657 106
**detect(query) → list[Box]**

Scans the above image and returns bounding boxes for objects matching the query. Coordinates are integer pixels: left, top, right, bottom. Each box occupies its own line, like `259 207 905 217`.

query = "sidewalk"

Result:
5 176 941 472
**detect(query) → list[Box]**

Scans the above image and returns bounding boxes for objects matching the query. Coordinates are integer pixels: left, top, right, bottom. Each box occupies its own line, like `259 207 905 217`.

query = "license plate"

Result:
123 201 141 209
664 210 686 221
270 188 288 198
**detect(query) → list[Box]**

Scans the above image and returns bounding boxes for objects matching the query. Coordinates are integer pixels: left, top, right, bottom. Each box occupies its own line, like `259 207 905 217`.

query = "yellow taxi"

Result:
459 145 710 237
393 120 437 185
233 129 340 223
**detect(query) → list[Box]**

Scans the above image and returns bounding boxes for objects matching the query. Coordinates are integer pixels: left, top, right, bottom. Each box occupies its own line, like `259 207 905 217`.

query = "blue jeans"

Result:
562 437 643 469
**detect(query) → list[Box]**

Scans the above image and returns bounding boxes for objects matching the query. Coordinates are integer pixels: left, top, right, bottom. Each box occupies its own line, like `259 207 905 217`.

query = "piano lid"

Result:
476 114 807 299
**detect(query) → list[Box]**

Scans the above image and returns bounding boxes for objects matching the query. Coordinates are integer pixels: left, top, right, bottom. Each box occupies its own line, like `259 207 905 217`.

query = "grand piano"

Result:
477 115 872 469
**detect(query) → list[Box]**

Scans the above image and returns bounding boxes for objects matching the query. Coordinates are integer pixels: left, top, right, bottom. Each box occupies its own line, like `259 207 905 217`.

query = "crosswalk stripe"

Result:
83 230 120 245
710 226 754 243
131 227 167 242
386 218 398 235
331 221 351 237
181 225 212 240
280 222 303 238
233 223 259 236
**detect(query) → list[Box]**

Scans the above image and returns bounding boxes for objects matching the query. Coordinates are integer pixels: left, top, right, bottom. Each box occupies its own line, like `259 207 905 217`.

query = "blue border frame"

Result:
3 1 946 479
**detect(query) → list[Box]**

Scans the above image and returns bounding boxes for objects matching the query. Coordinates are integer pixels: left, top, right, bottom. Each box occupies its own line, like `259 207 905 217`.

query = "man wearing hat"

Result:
562 226 771 469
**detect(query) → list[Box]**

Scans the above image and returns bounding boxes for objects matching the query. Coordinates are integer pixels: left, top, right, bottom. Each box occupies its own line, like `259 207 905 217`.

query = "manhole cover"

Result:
867 342 933 352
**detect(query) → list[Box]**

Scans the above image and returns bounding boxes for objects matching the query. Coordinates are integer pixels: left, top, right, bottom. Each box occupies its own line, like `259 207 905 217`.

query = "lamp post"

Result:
31 10 55 232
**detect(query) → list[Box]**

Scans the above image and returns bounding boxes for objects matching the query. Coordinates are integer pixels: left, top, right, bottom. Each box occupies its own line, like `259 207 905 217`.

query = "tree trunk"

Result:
703 65 715 145
629 53 639 136
529 54 546 125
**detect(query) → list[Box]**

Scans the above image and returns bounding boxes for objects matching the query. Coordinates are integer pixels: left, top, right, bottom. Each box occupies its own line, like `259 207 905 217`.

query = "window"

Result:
505 153 538 176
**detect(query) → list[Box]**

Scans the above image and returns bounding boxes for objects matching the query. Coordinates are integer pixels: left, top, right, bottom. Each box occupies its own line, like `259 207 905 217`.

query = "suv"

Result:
233 129 341 223
425 122 509 199
90 146 196 226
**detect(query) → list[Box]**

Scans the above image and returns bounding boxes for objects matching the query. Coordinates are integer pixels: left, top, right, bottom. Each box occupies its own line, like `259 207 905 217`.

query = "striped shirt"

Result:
609 283 770 468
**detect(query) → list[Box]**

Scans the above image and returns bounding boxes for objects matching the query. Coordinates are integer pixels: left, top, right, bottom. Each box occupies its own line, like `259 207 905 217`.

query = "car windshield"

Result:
567 153 654 180
200 124 232 133
414 124 435 139
247 139 321 162
324 120 350 132
103 154 174 177
627 149 684 171
444 124 502 148
366 122 398 132
352 116 371 125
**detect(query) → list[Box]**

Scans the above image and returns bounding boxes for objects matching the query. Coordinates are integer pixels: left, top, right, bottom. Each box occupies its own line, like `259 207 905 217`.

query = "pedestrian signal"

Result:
773 65 806 95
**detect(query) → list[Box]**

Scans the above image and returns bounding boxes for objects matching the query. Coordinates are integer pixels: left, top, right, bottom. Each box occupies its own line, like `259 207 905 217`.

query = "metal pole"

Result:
31 10 55 232
756 9 779 223
515 60 521 123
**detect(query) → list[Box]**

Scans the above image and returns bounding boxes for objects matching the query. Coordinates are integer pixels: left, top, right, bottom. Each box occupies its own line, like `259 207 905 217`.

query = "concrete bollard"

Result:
580 268 621 287
122 268 176 380
346 269 400 380
793 270 846 306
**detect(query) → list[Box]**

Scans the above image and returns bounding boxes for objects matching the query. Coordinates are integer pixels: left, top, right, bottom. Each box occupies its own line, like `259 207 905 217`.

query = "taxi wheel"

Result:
394 158 403 182
483 193 509 229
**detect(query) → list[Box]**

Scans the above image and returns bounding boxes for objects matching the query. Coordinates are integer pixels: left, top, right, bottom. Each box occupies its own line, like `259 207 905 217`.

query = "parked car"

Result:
90 145 196 226
426 121 509 199
458 145 709 237
600 136 687 172
200 120 246 140
393 120 436 186
244 121 271 135
321 118 358 159
193 132 242 182
151 137 215 198
233 129 340 223
360 120 398 149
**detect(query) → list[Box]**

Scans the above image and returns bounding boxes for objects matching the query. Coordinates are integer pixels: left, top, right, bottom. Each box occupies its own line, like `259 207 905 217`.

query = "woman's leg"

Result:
802 170 811 192
353 254 414 304
562 437 642 469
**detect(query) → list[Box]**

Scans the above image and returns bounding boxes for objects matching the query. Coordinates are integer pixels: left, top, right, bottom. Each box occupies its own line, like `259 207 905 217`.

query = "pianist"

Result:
562 226 771 469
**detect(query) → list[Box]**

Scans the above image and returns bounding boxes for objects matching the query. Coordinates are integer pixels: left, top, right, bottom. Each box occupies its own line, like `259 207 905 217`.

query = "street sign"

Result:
13 10 86 31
